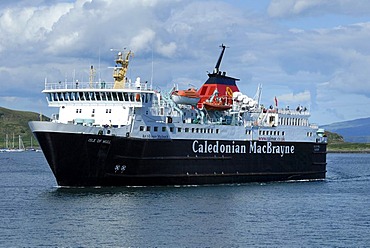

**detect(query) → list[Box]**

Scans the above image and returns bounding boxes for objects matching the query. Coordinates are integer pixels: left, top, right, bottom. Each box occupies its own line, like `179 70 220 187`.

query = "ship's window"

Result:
195 128 199 133
117 93 123 101
56 92 61 101
129 93 134 101
140 126 144 131
90 92 96 101
178 128 181 132
112 92 118 101
162 127 166 132
78 92 84 100
92 109 95 113
106 92 112 101
216 129 219 134
146 126 151 131
282 131 285 136
123 93 128 101
192 128 195 133
145 93 149 103
170 127 174 132
185 128 189 132
94 92 100 101
101 92 107 101
154 126 158 132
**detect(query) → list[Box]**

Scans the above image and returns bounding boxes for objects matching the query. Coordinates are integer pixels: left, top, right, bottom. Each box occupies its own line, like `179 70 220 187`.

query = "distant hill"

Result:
0 107 49 148
322 117 370 143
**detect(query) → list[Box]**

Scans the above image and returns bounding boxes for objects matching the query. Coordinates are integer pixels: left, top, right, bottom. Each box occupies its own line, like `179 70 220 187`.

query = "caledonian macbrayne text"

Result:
192 140 295 157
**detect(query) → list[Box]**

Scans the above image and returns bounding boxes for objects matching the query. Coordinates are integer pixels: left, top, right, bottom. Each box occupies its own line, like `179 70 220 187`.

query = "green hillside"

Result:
0 107 49 149
325 130 370 152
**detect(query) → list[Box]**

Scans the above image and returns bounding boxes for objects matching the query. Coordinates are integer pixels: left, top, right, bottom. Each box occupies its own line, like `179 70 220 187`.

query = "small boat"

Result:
203 101 232 111
171 88 200 106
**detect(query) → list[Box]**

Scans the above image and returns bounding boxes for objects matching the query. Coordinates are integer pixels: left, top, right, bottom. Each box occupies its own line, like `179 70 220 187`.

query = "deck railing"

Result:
44 80 153 91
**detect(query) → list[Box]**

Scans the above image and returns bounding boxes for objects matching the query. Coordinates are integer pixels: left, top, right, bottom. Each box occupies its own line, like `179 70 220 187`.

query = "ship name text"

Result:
192 140 294 157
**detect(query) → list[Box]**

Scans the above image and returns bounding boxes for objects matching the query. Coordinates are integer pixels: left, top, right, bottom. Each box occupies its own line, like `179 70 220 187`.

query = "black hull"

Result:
33 131 327 186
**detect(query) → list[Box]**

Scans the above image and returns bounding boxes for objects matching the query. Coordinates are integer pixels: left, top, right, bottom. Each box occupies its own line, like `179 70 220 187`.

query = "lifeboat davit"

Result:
171 88 200 106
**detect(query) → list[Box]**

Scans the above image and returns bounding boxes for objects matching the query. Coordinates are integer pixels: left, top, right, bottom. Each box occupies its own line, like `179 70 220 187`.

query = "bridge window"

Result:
118 92 124 101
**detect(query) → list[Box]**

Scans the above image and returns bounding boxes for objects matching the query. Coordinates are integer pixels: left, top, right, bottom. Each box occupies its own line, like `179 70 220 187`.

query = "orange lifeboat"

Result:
203 98 232 111
171 88 200 106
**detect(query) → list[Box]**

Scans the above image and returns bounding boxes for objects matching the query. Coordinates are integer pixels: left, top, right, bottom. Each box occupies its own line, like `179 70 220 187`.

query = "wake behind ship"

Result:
29 45 327 186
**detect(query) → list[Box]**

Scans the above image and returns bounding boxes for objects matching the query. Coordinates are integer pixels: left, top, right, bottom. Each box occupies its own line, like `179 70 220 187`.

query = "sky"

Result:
1 0 370 125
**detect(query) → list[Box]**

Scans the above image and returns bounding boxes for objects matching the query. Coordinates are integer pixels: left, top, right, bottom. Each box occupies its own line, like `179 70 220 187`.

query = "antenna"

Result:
214 44 228 73
98 47 101 83
151 45 154 89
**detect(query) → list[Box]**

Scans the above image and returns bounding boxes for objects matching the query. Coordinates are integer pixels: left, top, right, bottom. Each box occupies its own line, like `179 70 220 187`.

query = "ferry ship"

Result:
29 45 327 186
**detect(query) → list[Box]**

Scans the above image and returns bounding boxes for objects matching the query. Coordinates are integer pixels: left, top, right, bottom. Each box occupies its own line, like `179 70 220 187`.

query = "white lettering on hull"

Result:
192 140 294 157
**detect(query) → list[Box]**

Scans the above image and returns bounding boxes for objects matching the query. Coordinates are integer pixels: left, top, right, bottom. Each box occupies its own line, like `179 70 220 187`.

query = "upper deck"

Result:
43 78 152 92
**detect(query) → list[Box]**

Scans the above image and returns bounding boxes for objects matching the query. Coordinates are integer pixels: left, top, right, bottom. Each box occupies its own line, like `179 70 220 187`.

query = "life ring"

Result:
226 87 233 97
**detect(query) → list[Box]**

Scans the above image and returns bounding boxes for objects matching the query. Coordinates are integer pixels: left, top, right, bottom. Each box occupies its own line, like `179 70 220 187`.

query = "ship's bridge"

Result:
42 79 157 127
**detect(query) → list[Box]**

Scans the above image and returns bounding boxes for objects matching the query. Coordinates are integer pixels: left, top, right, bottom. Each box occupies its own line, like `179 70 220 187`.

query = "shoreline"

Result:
327 150 370 153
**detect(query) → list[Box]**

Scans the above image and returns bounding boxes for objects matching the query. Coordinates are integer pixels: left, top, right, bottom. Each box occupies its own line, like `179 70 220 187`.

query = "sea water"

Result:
0 152 369 247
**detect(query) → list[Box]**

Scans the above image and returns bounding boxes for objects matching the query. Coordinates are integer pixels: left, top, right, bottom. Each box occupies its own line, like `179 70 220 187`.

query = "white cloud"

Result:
277 90 311 104
268 0 370 18
130 28 156 52
0 3 73 52
156 41 177 58
1 0 370 125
